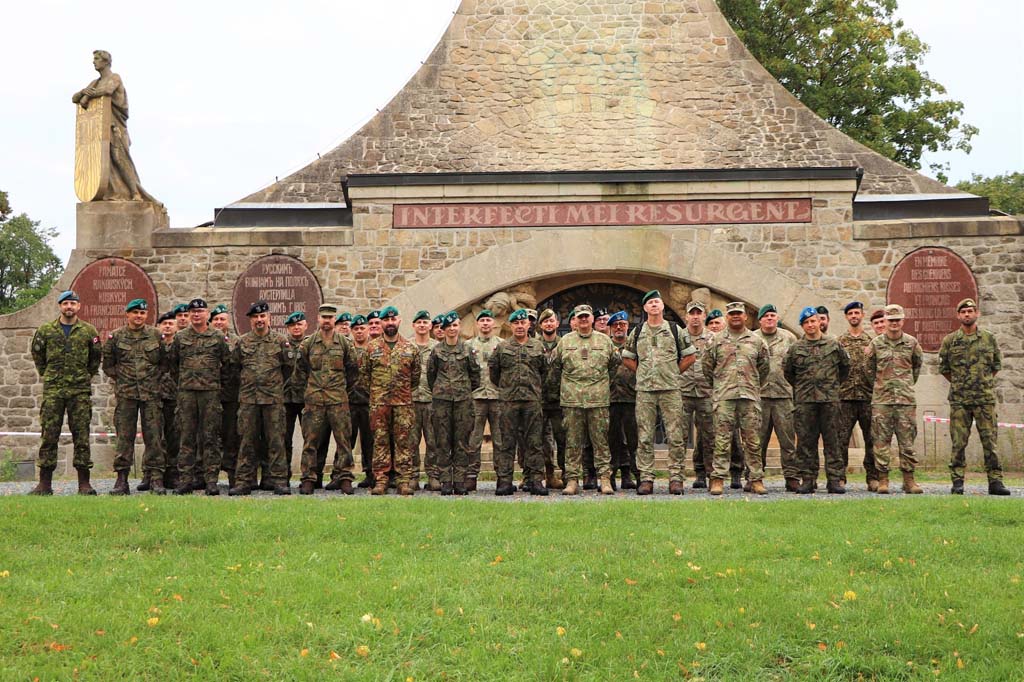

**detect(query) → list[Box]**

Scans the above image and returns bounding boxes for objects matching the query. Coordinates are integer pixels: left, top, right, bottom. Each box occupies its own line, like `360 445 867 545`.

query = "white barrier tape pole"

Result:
922 416 1024 429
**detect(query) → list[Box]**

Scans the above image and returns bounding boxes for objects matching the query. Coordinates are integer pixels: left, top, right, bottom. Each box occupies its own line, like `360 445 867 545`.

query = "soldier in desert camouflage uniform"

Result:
837 301 879 490
752 304 798 491
411 310 438 490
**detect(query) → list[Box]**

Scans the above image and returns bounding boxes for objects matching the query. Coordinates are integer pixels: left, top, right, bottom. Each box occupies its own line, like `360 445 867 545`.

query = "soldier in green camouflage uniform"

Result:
679 302 716 489
102 298 166 495
547 304 620 495
281 311 309 485
411 310 438 490
783 306 851 494
155 311 181 489
467 310 502 491
489 309 548 495
865 304 923 494
607 311 638 490
703 302 770 495
752 304 798 489
361 306 421 496
209 305 243 487
349 315 374 487
538 309 566 489
427 312 481 494
29 290 102 496
837 302 878 490
167 298 230 495
939 298 1008 495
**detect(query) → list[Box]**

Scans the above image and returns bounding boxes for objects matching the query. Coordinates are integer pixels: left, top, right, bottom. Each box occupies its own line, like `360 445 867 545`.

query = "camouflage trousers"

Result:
432 398 474 484
350 403 373 477
563 406 611 481
542 406 566 475
283 402 304 480
301 404 354 484
949 403 1002 482
637 390 686 482
839 400 878 481
220 401 240 477
682 396 714 477
177 390 223 487
761 397 797 480
412 401 435 478
496 401 545 483
794 402 844 480
161 399 180 482
237 403 288 487
113 397 165 475
609 402 638 474
872 404 917 473
712 399 763 481
37 391 92 470
370 403 415 484
469 399 503 479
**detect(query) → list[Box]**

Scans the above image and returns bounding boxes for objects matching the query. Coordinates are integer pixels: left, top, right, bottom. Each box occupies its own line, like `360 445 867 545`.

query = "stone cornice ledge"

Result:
152 227 353 248
853 216 1022 240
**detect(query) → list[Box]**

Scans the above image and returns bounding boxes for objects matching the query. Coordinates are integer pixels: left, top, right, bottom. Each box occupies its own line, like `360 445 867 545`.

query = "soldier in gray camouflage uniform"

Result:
837 301 879 490
752 304 798 491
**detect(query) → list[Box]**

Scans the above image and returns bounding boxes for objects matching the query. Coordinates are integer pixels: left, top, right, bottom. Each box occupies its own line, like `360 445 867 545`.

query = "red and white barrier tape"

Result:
922 415 1024 429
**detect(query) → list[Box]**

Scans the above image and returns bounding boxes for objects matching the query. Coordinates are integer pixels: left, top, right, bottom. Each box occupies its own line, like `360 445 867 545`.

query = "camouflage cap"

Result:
57 290 80 303
413 309 431 323
884 304 905 320
799 306 818 325
526 308 538 321
574 304 594 317
956 298 978 311
608 310 629 325
246 300 270 316
538 308 557 323
686 301 707 314
351 314 368 327
285 311 306 326
725 301 746 314
509 308 530 322
125 298 148 312
757 303 776 320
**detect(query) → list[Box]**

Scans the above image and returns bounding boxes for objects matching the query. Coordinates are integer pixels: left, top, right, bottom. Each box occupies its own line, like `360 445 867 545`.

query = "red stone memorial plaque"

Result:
70 257 158 339
231 255 323 335
886 247 978 352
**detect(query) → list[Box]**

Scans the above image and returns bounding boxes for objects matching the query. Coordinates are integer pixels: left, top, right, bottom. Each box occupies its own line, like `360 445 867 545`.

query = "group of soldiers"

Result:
27 286 1008 497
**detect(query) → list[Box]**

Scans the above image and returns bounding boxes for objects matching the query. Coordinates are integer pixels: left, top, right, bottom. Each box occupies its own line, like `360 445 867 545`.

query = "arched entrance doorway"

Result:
537 282 682 334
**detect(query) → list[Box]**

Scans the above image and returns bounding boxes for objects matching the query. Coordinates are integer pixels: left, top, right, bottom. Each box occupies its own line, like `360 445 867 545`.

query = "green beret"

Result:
567 308 577 320
413 310 431 323
172 303 190 315
476 309 494 321
285 311 306 326
431 314 444 326
337 311 352 323
351 314 368 327
509 308 529 322
380 306 399 320
441 311 460 329
366 310 381 321
125 298 148 312
757 304 777 320
705 309 723 324
208 304 228 321
642 290 662 305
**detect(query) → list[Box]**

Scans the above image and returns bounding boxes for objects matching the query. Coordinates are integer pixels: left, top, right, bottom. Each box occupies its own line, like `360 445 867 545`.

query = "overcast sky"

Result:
2 0 1021 264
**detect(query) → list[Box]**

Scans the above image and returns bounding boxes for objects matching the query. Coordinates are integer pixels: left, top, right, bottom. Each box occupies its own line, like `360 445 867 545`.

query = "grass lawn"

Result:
1 496 1021 680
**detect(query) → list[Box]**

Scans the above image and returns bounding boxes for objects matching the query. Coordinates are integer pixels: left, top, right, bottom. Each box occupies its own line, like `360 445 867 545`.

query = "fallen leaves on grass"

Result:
695 642 707 651
147 617 159 627
624 578 638 586
672 613 682 622
48 642 71 652
489 555 504 566
556 626 566 637
300 649 309 657
0 570 9 578
570 648 582 658
843 590 857 601
329 651 341 661
356 645 370 658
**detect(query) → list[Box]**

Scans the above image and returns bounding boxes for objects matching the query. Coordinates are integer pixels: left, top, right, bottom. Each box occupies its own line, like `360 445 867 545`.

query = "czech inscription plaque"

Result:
70 257 157 338
232 255 323 334
886 247 978 352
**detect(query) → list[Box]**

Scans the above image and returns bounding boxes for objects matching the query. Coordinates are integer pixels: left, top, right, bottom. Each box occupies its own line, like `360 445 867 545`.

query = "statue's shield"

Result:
74 96 111 202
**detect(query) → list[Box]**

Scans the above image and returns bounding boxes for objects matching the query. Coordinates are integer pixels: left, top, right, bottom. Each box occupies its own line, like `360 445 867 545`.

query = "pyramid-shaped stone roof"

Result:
243 0 953 204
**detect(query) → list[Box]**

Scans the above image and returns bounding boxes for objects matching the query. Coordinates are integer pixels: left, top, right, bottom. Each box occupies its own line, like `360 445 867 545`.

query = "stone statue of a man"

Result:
72 50 158 202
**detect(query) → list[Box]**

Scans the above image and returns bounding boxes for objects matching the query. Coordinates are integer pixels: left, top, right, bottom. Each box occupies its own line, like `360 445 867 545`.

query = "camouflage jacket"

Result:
679 327 715 399
489 337 547 403
866 333 923 405
413 339 438 403
31 318 101 395
547 331 619 408
467 335 501 400
540 336 561 407
219 331 241 403
622 320 695 392
609 339 637 403
782 336 850 403
427 340 481 401
702 329 770 402
361 335 420 406
753 327 797 399
159 335 178 401
938 328 1001 406
232 331 291 405
837 330 874 402
349 344 371 405
167 326 230 393
281 334 308 404
101 324 165 401
299 332 360 406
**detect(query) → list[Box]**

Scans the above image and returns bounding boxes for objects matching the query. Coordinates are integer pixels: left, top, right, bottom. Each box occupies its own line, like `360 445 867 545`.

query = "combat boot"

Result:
608 469 617 491
273 484 292 495
742 479 752 493
826 478 846 494
298 480 315 495
339 479 354 495
28 466 54 496
357 474 374 489
988 479 1011 496
76 468 97 496
668 480 685 496
530 479 549 496
691 474 707 490
397 482 415 497
796 477 816 495
866 475 880 492
136 474 151 492
562 479 580 496
387 473 398 489
636 480 654 496
440 480 453 496
730 472 743 489
620 467 637 490
453 481 468 496
205 482 220 496
599 476 614 495
259 478 275 492
546 466 565 490
110 471 130 496
876 473 890 494
901 471 923 495
173 481 194 495
495 478 514 496
950 478 964 495
750 480 767 495
150 477 167 495
371 479 388 496
464 477 477 493
709 478 724 496
583 472 598 490
324 478 343 491
784 477 800 493
427 477 442 492
229 483 252 496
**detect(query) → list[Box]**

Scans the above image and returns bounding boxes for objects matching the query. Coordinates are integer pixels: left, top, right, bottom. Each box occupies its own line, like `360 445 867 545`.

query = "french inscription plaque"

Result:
231 255 323 334
886 247 978 352
70 257 157 338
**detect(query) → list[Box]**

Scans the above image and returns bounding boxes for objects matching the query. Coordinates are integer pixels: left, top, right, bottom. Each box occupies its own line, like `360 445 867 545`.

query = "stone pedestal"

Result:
76 201 168 250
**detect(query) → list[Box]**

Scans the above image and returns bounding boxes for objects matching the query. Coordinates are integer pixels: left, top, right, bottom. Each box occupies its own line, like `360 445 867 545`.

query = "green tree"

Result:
718 0 978 170
0 191 64 315
956 172 1024 215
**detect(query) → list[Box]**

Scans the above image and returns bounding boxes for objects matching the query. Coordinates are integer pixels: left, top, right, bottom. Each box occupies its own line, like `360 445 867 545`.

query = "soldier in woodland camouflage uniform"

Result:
680 302 716 489
29 290 102 496
411 310 438 490
783 307 851 494
467 309 502 492
209 304 243 487
547 304 620 495
939 298 1009 495
427 312 481 494
490 309 548 495
155 311 180 490
102 298 166 495
607 311 638 490
361 306 421 496
349 315 375 487
166 298 230 495
865 304 923 494
752 304 798 491
703 302 770 495
538 309 566 489
228 301 292 495
281 311 309 485
837 301 879 490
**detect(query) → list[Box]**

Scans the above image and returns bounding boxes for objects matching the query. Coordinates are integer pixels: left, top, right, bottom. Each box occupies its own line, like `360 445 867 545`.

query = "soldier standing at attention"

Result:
410 310 438 490
167 298 230 495
816 306 832 336
153 310 181 491
366 310 383 339
362 307 421 496
679 302 716 490
783 307 850 494
622 290 696 495
29 290 102 496
538 309 566 489
703 302 770 496
229 301 292 496
173 303 190 332
548 304 620 495
607 311 638 490
349 315 375 488
281 311 309 486
490 308 549 495
752 304 799 491
335 312 352 338
939 298 1009 495
467 309 502 493
865 304 924 494
837 301 879 490
431 315 445 342
869 309 886 336
102 298 166 495
210 304 242 488
427 312 481 495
